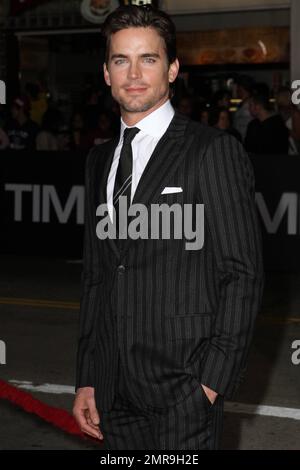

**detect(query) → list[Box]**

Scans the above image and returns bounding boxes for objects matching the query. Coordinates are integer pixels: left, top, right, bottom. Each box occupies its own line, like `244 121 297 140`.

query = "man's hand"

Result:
201 384 218 405
72 386 103 440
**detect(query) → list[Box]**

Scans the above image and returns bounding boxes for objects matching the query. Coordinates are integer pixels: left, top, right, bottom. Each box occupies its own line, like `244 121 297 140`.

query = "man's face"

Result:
218 111 230 130
103 27 179 116
249 99 258 118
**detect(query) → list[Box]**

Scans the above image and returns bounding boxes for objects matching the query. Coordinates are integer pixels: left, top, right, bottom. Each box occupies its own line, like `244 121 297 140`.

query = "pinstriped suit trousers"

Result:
99 351 224 450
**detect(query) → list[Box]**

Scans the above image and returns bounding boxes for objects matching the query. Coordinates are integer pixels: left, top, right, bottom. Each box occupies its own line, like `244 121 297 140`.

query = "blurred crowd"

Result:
0 75 300 155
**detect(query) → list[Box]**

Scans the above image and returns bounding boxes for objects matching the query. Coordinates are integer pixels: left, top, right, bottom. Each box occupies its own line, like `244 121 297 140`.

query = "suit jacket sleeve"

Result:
75 146 102 391
199 133 265 399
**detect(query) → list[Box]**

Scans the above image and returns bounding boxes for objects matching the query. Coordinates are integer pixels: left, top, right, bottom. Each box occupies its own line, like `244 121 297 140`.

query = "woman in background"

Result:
209 106 242 142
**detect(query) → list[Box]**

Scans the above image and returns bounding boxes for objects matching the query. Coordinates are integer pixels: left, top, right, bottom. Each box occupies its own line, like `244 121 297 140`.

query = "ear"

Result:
103 62 111 87
168 58 179 84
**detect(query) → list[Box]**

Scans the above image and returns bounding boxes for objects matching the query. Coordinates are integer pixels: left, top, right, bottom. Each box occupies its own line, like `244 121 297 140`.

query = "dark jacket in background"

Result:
245 114 289 155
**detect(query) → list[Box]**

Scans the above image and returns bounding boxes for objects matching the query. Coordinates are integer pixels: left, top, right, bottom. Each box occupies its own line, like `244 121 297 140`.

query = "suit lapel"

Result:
95 134 120 259
121 112 192 254
97 135 120 208
96 112 192 259
132 111 190 208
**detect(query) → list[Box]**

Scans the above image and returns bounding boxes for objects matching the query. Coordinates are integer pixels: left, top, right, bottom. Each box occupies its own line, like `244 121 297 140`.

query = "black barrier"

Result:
0 151 86 258
250 153 300 272
1 150 300 270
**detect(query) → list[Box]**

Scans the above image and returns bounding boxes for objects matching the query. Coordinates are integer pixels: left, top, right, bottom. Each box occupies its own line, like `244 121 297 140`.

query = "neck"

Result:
121 96 169 127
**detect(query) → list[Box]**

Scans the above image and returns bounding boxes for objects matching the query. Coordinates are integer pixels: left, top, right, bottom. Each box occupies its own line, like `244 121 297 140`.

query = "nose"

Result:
128 61 142 80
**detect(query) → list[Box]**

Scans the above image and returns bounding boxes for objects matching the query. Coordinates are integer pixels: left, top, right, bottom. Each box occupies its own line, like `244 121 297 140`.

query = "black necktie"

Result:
113 127 140 244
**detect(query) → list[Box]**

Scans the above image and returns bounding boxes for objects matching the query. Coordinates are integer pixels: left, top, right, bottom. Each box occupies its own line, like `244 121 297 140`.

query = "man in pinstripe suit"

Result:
73 4 264 450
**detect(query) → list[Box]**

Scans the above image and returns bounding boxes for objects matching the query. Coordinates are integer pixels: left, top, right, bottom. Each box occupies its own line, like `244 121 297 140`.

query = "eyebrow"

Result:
110 53 161 60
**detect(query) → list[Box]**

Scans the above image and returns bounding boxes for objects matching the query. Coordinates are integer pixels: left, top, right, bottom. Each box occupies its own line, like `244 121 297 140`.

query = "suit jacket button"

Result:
117 265 126 274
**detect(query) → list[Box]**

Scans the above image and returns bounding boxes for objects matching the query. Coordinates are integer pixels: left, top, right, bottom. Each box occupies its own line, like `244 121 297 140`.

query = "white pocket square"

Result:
161 186 183 194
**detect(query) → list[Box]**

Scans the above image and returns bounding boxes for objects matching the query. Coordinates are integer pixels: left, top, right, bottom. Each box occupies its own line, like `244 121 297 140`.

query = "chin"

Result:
123 104 153 113
120 97 156 114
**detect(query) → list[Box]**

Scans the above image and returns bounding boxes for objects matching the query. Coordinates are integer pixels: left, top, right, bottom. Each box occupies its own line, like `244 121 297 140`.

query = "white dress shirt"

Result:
107 99 175 222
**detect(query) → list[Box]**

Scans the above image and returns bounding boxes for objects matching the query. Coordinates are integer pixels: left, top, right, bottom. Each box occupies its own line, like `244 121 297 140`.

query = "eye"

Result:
144 57 156 63
114 59 127 65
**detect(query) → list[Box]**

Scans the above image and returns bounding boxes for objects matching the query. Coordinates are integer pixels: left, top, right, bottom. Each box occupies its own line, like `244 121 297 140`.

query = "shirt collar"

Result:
120 99 175 139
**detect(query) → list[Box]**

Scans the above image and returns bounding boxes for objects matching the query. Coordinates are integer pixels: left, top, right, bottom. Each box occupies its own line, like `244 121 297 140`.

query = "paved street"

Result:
0 254 299 450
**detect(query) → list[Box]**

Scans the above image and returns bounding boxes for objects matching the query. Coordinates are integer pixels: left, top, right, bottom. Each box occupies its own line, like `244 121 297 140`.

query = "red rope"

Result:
0 379 99 442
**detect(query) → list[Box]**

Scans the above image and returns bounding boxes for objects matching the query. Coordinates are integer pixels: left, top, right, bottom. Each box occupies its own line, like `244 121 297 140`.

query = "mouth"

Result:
125 87 148 94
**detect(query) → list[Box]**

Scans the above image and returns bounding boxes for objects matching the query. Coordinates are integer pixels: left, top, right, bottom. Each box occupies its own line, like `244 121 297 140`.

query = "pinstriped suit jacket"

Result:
75 112 265 412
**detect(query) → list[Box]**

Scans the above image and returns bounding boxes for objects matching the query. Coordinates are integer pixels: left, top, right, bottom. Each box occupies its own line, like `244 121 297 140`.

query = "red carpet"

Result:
0 379 99 443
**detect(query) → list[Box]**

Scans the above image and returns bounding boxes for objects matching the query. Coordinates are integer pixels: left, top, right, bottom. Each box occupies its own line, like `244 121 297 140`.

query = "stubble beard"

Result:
117 89 169 114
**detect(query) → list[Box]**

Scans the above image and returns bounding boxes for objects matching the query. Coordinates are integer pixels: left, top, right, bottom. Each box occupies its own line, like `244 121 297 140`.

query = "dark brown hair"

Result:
101 5 177 65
